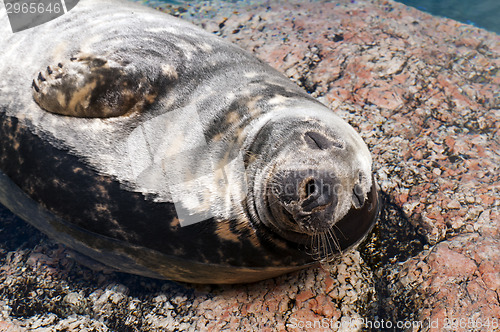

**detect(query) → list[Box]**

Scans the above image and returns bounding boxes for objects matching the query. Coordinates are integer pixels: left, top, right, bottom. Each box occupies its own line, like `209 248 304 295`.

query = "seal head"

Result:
247 107 378 261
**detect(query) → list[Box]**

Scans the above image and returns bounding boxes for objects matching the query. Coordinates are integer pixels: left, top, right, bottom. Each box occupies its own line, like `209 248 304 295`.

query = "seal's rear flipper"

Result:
32 56 164 118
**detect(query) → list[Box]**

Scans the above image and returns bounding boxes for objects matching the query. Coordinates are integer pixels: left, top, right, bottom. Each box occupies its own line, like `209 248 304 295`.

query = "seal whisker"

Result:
323 231 334 262
333 223 348 240
312 232 319 259
307 232 319 260
324 232 333 262
316 232 322 260
319 232 326 262
306 234 313 257
329 229 341 260
327 227 342 254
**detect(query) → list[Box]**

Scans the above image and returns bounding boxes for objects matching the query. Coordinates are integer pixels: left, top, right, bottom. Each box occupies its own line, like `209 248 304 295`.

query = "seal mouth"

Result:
263 175 380 262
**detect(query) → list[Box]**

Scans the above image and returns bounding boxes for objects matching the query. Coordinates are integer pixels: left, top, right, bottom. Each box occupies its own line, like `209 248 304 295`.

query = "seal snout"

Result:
268 170 340 233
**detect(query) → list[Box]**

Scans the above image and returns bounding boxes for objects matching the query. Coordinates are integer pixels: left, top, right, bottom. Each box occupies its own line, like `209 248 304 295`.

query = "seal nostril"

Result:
305 179 316 197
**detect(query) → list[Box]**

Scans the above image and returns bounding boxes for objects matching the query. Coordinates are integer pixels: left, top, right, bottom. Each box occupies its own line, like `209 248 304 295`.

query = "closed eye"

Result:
304 131 343 150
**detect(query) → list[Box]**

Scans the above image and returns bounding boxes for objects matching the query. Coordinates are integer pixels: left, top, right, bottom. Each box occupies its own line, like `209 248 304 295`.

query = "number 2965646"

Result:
5 1 62 15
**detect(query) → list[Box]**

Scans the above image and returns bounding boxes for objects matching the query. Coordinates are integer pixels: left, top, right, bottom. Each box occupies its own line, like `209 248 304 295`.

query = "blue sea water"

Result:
396 0 500 34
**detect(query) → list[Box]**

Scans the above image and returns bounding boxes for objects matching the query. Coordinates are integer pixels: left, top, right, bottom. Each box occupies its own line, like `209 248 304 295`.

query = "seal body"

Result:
0 0 379 283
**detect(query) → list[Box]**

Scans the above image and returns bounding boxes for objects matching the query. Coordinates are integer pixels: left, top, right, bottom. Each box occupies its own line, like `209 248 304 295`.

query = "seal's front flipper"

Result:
32 56 162 118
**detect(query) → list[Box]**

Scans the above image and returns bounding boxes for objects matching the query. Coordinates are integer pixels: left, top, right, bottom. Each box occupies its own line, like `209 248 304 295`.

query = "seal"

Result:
0 0 379 283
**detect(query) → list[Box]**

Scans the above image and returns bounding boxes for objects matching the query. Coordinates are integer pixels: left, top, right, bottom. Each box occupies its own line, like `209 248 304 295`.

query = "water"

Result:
396 0 500 34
